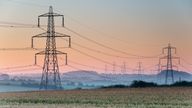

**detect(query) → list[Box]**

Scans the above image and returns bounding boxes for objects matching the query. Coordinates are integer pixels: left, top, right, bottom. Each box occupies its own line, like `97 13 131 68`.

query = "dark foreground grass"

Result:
0 87 192 108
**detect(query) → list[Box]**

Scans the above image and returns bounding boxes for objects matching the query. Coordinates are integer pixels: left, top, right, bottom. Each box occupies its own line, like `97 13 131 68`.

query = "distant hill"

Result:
62 70 111 83
62 70 192 86
0 74 9 80
156 70 192 84
2 70 191 88
63 70 99 77
157 70 191 77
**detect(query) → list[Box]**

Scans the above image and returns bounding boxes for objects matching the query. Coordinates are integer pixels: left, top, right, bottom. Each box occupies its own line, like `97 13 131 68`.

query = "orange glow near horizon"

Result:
0 0 192 75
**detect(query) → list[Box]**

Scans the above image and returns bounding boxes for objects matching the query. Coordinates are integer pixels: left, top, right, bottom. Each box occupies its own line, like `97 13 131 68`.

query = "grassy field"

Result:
0 87 191 108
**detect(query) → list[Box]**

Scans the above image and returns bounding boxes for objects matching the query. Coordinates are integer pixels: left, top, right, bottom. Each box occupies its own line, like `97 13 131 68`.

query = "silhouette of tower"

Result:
136 62 143 81
31 6 71 90
121 62 126 74
159 43 180 84
113 62 116 74
105 64 108 73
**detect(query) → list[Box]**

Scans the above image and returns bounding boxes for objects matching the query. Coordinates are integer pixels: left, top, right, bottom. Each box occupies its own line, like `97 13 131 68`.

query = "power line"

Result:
0 47 35 51
66 64 84 71
2 67 42 73
71 47 134 70
6 0 48 8
180 57 192 66
64 26 160 58
0 64 35 70
0 20 161 60
143 64 159 71
0 21 160 59
0 64 42 73
0 25 37 28
74 41 160 59
54 8 143 50
60 37 142 59
72 47 114 66
179 63 192 72
0 21 35 26
0 21 58 30
69 60 107 71
64 27 138 57
0 8 189 75
0 21 38 28
0 47 68 51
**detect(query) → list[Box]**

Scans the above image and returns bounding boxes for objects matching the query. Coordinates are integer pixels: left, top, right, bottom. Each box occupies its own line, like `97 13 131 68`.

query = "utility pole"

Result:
159 43 180 84
31 6 71 90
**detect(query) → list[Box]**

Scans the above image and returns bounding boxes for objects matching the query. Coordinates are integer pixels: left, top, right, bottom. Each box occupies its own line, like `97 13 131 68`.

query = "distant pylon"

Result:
31 6 71 90
105 64 108 73
121 62 126 74
113 62 116 74
136 62 143 81
159 43 180 84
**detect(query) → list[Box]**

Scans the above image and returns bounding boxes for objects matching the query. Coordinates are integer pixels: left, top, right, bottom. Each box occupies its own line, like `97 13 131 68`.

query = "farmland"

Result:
0 87 191 108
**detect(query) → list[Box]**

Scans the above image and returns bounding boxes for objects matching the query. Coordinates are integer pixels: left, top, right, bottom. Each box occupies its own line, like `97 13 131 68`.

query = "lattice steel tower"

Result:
31 6 71 90
136 62 143 81
159 43 180 84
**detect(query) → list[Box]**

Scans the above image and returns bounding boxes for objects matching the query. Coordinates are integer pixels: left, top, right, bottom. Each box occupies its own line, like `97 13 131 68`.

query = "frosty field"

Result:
0 87 191 108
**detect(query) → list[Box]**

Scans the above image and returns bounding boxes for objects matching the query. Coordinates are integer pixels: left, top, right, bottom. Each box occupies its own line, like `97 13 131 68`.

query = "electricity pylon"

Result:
113 62 116 74
159 43 180 84
31 6 71 90
136 62 143 81
105 64 108 73
121 62 126 74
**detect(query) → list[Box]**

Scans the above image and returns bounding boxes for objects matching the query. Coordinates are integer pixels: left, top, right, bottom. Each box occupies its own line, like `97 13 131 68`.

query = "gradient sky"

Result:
0 0 192 75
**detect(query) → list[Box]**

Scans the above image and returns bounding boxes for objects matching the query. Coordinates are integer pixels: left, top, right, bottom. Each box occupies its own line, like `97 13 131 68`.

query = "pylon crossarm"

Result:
161 65 166 67
35 51 46 55
55 50 67 55
55 32 70 37
32 32 47 38
162 47 168 54
38 9 64 27
55 50 68 65
51 13 64 17
172 56 180 59
38 13 49 17
39 13 63 17
160 65 167 71
55 32 71 47
170 47 177 53
172 56 180 64
161 65 177 71
55 36 70 37
172 65 178 68
35 51 45 65
31 32 48 48
170 47 176 49
160 56 167 60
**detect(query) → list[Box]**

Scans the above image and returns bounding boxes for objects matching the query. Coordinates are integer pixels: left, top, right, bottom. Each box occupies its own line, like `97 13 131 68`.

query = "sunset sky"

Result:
0 0 192 75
